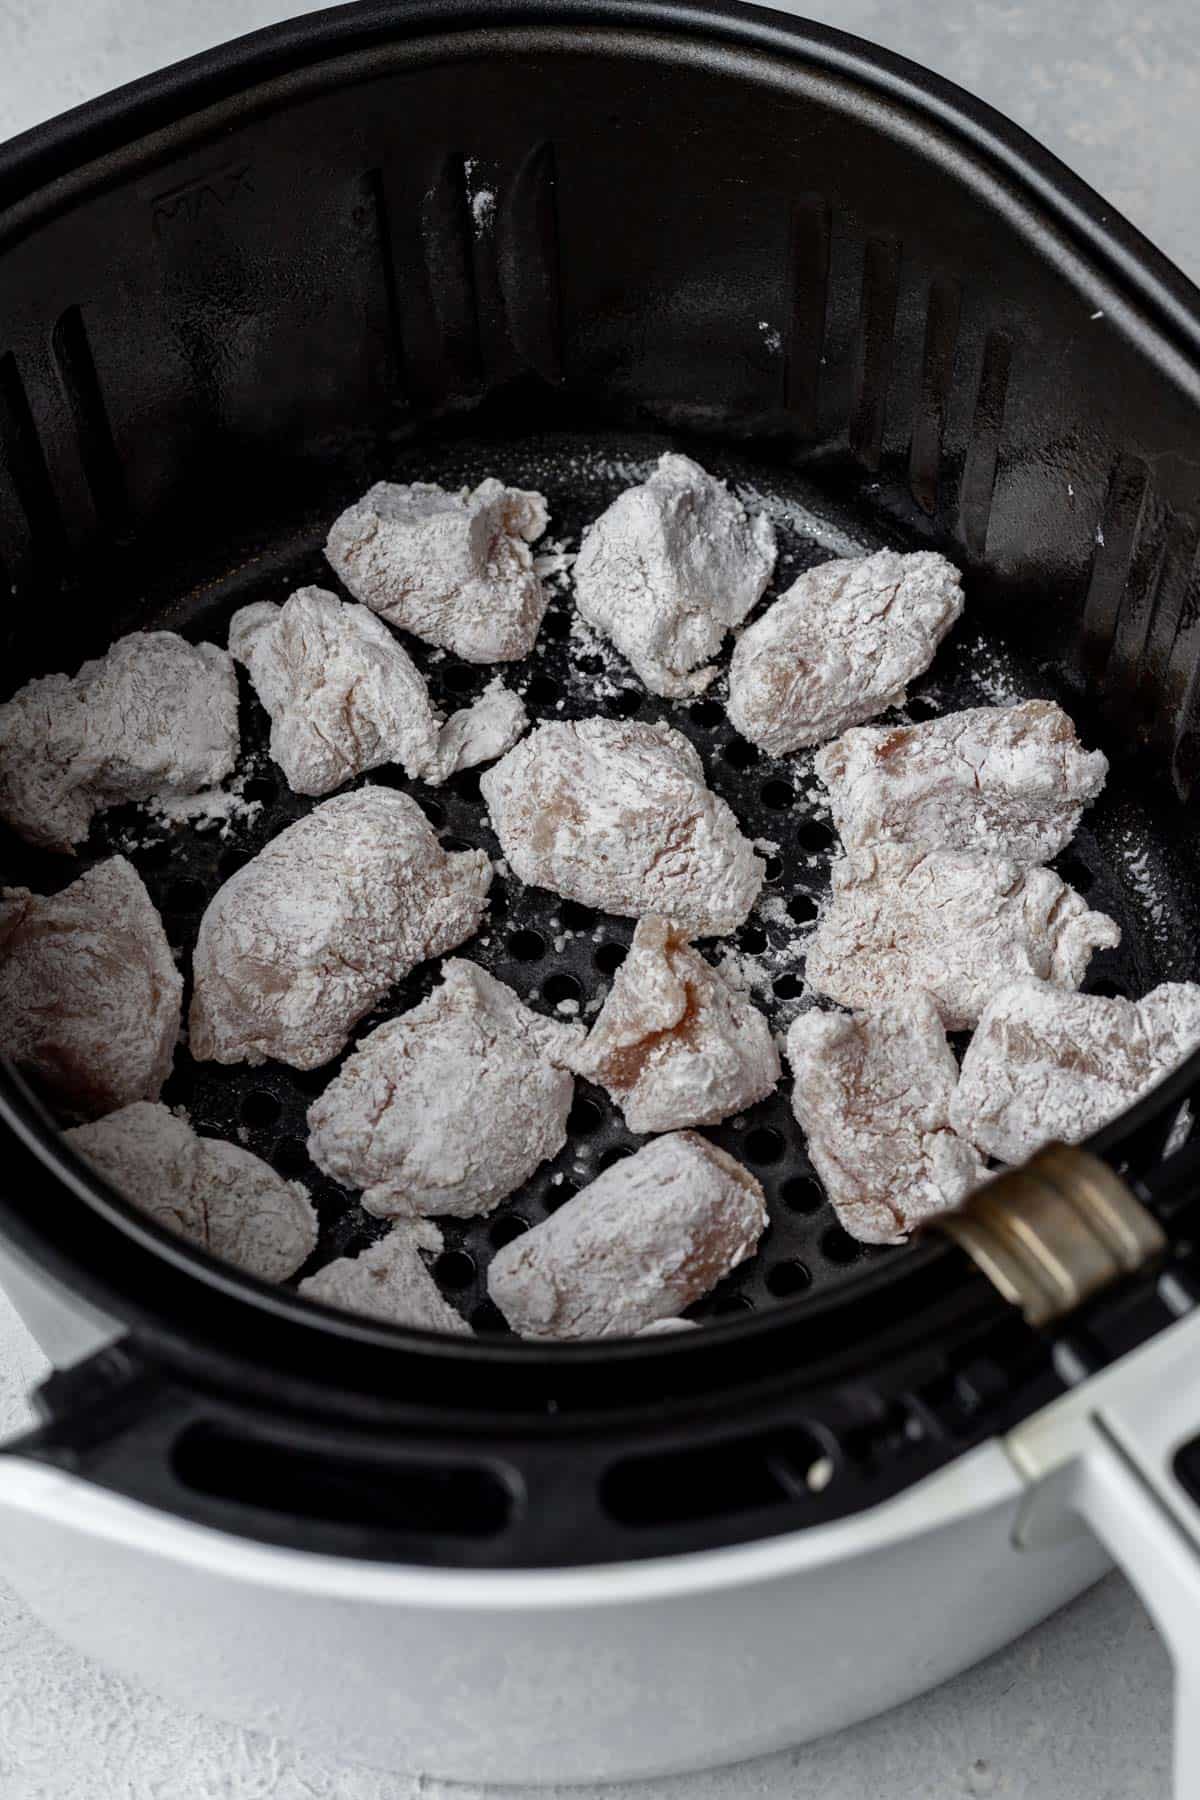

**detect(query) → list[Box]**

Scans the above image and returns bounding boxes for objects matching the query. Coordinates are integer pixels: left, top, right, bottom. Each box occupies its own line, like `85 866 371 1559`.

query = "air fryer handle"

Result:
1007 1307 1200 1800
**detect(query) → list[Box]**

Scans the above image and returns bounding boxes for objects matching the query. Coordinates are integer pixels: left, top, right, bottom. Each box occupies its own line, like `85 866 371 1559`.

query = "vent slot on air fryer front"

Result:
172 1421 513 1538
600 1426 828 1528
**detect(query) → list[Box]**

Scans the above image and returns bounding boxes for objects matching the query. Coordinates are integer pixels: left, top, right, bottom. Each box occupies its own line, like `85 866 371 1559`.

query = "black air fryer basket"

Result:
3 0 1200 1569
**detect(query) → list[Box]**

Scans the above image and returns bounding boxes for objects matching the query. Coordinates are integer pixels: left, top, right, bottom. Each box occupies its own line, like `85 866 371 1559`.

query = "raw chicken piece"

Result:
727 550 964 754
325 477 549 662
307 959 583 1219
0 857 181 1120
189 788 491 1070
480 718 763 936
816 700 1108 863
570 916 780 1131
804 845 1120 1030
229 587 527 797
572 453 776 697
0 630 239 852
65 1101 317 1281
787 999 985 1245
300 1220 470 1334
951 978 1200 1163
487 1131 766 1339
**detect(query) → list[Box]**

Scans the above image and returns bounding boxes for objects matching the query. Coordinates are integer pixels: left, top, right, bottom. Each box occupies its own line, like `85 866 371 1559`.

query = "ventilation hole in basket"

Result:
821 1225 860 1265
543 972 583 1008
541 610 570 640
612 689 643 718
597 1145 636 1172
441 835 473 855
787 892 819 924
763 856 784 883
471 1299 509 1334
167 877 206 913
709 1292 754 1316
689 699 724 729
525 674 560 707
743 1126 784 1165
243 775 276 806
766 1259 812 1297
594 941 627 975
488 887 509 918
739 924 767 955
443 664 477 695
724 738 759 770
780 1175 824 1214
760 778 794 810
489 1214 530 1249
218 849 249 880
449 768 482 802
273 1136 309 1177
292 1064 332 1097
434 1249 476 1291
240 1090 281 1128
567 1095 603 1136
420 797 446 828
1087 977 1125 999
774 972 805 1000
558 899 594 930
904 697 940 722
544 1181 578 1213
508 928 545 962
796 822 837 859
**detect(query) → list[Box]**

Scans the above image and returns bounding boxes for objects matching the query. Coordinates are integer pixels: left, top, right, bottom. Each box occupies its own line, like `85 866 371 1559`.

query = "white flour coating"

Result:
487 1131 767 1339
726 550 964 753
307 959 583 1219
787 999 985 1245
64 1101 317 1282
951 977 1200 1163
816 700 1108 862
805 845 1121 1029
0 857 181 1120
570 916 780 1132
325 478 550 662
0 630 239 852
229 587 527 795
572 453 776 697
189 788 491 1070
637 1317 699 1334
299 1220 470 1333
143 771 262 836
480 718 764 936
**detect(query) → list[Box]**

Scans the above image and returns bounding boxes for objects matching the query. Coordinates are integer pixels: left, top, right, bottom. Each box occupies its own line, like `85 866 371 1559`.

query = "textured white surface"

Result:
0 0 1193 1792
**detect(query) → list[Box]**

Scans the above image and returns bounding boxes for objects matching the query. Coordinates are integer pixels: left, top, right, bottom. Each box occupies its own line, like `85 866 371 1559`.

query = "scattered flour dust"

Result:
143 770 263 837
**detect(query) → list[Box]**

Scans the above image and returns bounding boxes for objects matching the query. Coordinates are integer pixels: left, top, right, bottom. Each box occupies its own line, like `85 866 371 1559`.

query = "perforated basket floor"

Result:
3 430 1194 1334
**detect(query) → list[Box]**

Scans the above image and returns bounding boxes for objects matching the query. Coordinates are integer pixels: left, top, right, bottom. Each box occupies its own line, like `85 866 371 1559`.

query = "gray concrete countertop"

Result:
0 1 1192 1794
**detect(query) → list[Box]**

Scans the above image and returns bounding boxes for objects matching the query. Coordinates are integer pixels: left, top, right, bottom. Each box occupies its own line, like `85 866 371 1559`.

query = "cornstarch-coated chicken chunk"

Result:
487 1131 766 1338
816 700 1107 863
727 549 964 754
787 998 984 1244
325 477 549 662
0 857 181 1120
572 453 776 697
804 845 1120 1030
480 718 764 936
230 587 526 796
300 1220 470 1334
307 959 583 1219
0 630 239 852
570 916 780 1132
951 977 1200 1163
66 1101 317 1281
189 788 491 1070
